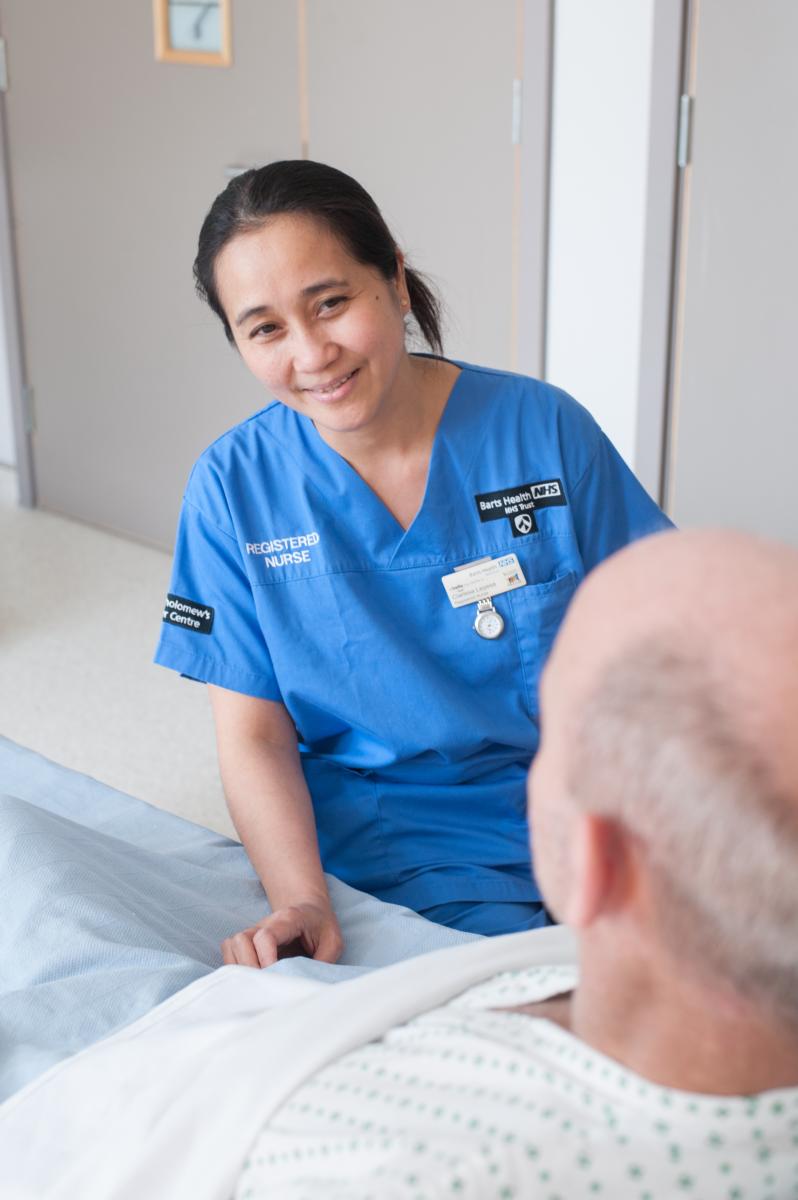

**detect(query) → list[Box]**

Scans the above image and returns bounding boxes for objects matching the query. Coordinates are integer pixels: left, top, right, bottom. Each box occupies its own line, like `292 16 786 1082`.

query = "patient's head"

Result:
530 529 798 1032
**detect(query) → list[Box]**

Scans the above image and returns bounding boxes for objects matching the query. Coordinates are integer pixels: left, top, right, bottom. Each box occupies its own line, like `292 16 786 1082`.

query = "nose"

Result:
291 322 338 377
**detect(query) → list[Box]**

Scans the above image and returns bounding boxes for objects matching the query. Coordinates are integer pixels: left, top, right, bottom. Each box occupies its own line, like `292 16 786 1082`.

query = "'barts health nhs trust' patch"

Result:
162 593 214 634
474 479 567 537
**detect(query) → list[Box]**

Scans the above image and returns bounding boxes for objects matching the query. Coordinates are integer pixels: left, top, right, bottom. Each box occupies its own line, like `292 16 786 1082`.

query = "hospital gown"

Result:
237 965 798 1199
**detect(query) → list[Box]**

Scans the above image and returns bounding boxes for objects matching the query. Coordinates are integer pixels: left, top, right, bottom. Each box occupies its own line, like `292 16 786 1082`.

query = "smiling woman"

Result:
154 160 672 965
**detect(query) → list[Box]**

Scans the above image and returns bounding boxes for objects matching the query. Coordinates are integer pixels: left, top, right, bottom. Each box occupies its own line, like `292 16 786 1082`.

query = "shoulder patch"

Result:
162 593 214 634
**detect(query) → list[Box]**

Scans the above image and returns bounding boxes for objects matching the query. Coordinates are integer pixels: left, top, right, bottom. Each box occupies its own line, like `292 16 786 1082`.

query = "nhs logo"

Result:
531 481 562 500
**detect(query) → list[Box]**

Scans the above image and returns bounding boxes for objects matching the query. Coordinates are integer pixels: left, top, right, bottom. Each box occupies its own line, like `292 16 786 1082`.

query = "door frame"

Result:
660 0 696 514
0 85 34 506
636 0 689 506
515 0 554 379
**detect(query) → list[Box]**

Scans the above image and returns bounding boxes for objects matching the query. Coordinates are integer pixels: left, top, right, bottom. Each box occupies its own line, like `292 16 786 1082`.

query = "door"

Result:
665 0 798 545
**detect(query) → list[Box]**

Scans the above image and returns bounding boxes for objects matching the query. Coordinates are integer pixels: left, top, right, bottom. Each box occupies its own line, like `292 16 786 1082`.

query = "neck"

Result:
567 933 798 1095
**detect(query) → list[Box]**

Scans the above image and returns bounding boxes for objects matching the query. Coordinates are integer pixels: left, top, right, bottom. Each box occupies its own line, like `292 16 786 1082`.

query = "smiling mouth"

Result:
303 369 358 395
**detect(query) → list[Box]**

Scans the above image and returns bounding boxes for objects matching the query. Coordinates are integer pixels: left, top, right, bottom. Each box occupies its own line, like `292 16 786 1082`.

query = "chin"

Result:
312 401 378 434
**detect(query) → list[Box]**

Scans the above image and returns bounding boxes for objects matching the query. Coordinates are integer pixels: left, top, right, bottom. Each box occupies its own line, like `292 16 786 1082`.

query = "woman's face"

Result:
214 213 411 437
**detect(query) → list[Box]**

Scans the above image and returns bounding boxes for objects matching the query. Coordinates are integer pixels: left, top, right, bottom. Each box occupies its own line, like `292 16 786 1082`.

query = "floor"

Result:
0 466 236 838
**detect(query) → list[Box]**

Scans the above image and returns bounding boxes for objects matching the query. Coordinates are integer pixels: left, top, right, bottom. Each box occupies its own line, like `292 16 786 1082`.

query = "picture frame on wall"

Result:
153 0 232 67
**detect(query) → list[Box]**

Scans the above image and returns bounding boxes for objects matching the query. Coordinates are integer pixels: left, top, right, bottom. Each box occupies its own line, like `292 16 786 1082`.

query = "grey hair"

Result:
568 640 798 1031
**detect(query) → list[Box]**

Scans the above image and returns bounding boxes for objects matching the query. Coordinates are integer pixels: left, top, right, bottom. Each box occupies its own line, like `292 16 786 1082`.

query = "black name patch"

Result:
162 593 214 634
474 479 567 537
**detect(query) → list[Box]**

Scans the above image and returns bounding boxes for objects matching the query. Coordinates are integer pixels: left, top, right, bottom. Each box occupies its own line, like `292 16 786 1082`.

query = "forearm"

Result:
216 733 330 912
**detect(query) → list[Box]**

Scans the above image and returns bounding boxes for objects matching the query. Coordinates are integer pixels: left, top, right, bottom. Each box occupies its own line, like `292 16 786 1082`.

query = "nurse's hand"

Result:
221 902 344 968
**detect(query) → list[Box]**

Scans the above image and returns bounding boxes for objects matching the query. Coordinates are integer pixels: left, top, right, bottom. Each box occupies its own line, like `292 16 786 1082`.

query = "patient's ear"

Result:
563 812 624 928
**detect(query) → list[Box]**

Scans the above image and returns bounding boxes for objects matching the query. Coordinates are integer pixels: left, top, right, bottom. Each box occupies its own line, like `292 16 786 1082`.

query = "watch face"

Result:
475 609 505 640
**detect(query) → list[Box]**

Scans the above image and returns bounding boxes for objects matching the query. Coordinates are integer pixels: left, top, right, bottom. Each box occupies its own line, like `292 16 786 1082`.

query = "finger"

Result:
228 931 262 968
256 908 308 950
252 925 280 967
221 938 236 966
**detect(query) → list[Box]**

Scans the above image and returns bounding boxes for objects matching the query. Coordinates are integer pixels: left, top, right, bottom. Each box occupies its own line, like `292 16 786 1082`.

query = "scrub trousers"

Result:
419 899 553 937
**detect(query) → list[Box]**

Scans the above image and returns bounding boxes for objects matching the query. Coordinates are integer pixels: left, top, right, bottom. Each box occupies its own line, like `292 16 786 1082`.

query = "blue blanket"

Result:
0 737 477 1102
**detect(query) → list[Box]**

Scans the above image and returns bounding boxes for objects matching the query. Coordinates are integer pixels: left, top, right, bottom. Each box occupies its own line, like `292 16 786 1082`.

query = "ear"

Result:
562 812 623 928
393 248 410 310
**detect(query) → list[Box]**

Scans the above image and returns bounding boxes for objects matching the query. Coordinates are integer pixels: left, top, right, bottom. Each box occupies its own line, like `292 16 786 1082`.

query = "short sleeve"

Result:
154 495 282 701
569 426 674 573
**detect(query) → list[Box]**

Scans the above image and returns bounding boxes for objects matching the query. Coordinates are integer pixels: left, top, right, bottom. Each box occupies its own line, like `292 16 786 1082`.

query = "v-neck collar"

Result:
271 360 490 565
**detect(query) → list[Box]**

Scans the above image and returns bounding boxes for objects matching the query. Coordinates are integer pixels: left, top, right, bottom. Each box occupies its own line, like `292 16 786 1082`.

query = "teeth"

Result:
311 371 354 394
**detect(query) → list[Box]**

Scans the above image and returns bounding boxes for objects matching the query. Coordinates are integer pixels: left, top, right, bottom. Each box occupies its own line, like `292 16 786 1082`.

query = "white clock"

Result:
154 0 232 67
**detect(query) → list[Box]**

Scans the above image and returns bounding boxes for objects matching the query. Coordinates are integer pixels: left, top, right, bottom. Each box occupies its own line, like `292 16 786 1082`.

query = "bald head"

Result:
552 529 798 783
531 530 798 1028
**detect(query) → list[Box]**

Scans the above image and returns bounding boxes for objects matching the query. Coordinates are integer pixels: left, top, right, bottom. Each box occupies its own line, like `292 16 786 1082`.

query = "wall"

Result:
546 0 681 496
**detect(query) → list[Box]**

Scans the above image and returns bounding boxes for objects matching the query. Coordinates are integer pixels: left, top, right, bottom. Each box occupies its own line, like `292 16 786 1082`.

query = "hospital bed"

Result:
0 734 477 1105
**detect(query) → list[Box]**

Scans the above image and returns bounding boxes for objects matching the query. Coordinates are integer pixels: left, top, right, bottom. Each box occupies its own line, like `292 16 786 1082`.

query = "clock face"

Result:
168 1 223 54
475 609 505 640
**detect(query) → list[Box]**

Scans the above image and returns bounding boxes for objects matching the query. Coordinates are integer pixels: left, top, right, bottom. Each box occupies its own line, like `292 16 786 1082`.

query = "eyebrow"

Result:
234 278 351 327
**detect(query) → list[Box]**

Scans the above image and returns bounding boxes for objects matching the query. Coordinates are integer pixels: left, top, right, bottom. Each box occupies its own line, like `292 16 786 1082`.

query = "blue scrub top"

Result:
155 362 672 910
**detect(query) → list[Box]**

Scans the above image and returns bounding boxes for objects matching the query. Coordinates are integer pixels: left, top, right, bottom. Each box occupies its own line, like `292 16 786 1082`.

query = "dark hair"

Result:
194 159 443 353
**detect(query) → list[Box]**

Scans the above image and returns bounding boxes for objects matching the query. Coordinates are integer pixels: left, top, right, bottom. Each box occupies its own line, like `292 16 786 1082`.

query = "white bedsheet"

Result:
0 926 576 1200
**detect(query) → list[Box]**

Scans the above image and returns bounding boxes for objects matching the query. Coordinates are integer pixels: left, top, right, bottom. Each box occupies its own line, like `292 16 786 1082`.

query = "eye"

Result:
250 322 279 340
319 295 347 314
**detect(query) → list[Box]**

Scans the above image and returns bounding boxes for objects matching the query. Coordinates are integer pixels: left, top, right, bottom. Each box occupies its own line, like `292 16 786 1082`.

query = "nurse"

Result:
155 159 671 965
